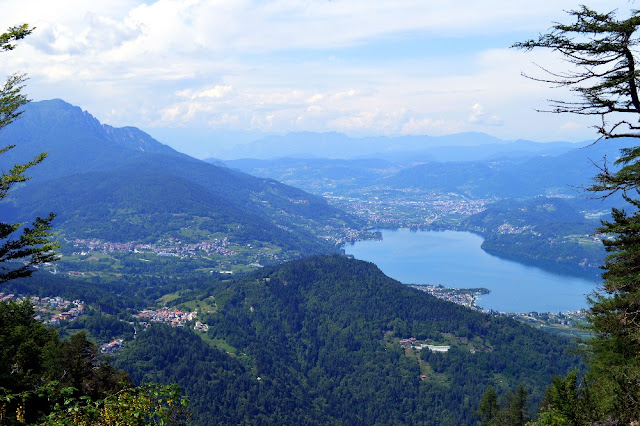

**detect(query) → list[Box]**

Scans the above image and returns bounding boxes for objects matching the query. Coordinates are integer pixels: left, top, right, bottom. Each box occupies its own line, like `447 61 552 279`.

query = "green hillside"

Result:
117 255 580 425
457 197 606 272
1 100 366 273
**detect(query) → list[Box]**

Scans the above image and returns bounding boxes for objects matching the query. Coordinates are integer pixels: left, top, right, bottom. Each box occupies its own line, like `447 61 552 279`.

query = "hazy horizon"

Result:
3 0 631 157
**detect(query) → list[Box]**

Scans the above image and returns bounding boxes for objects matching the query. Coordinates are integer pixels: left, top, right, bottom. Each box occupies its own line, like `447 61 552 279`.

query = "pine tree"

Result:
476 385 500 425
515 6 640 423
0 24 58 284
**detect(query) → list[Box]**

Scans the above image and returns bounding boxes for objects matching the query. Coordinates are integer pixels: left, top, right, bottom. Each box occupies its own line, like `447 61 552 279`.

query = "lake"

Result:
343 229 599 313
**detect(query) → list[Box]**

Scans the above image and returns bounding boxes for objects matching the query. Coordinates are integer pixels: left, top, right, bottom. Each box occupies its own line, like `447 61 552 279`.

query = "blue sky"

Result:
1 0 634 157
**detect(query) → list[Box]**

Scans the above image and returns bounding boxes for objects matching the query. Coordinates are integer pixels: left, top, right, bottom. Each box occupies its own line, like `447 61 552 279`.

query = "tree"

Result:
505 385 530 426
513 6 640 141
0 24 58 284
515 6 640 424
476 385 500 425
0 299 190 425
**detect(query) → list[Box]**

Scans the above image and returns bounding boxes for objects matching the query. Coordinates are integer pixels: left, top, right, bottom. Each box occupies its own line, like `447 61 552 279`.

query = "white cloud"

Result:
401 117 458 135
0 0 630 146
469 103 503 126
195 85 233 99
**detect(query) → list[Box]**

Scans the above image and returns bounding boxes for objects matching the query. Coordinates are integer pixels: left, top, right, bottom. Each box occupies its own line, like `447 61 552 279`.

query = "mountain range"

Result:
208 130 585 161
0 99 591 425
222 139 633 200
1 100 363 260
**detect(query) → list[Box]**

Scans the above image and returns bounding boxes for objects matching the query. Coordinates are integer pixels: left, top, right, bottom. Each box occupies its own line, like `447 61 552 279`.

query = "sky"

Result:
0 0 635 157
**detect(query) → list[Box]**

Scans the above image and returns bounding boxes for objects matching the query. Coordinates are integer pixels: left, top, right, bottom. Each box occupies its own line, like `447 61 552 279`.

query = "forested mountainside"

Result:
1 100 366 267
116 255 580 425
456 197 606 272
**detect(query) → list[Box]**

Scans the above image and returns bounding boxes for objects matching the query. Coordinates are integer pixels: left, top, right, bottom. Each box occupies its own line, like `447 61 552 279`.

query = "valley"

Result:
0 100 626 424
5 4 640 423
225 144 625 274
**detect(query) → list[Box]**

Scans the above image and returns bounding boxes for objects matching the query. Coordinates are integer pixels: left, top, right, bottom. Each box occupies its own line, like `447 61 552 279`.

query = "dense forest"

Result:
116 255 580 425
456 197 606 273
0 299 188 424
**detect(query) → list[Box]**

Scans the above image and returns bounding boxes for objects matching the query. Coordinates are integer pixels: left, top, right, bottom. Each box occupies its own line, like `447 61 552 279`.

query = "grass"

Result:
176 296 217 314
197 333 237 355
157 292 181 305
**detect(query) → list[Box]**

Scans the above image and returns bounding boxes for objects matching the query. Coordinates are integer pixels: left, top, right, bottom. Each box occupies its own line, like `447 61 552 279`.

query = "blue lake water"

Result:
343 229 599 313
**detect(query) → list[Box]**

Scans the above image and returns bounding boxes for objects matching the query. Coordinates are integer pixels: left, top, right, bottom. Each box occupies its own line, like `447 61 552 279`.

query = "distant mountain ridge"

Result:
385 138 635 198
214 130 585 160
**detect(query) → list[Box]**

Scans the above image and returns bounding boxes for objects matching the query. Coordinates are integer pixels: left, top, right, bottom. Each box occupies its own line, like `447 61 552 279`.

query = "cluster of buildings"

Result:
497 222 537 235
0 293 85 323
0 292 16 302
134 307 198 327
319 226 379 245
101 338 124 354
506 310 587 328
411 285 486 310
399 337 451 353
326 191 493 227
71 236 236 258
194 321 209 332
288 198 309 204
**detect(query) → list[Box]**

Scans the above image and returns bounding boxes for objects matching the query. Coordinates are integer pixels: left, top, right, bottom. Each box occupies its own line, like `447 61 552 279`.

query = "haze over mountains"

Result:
223 139 631 200
3 99 624 274
205 130 586 161
216 127 632 274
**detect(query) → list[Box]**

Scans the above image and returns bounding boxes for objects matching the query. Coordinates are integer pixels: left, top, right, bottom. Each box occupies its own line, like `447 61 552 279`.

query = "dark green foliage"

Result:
515 6 640 424
535 370 598 425
61 310 135 343
590 201 640 347
461 197 606 271
0 24 32 52
505 385 530 426
581 196 640 422
476 385 533 426
118 255 580 425
0 299 189 424
116 325 253 425
0 300 128 424
0 28 58 284
476 386 499 425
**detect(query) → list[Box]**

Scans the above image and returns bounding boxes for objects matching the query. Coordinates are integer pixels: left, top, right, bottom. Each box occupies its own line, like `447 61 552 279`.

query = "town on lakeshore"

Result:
71 237 237 258
410 285 588 338
325 190 494 228
57 226 377 277
69 227 375 260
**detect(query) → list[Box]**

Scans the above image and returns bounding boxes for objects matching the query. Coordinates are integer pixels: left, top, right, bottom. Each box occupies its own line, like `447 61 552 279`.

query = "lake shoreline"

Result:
344 229 599 313
359 226 601 281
